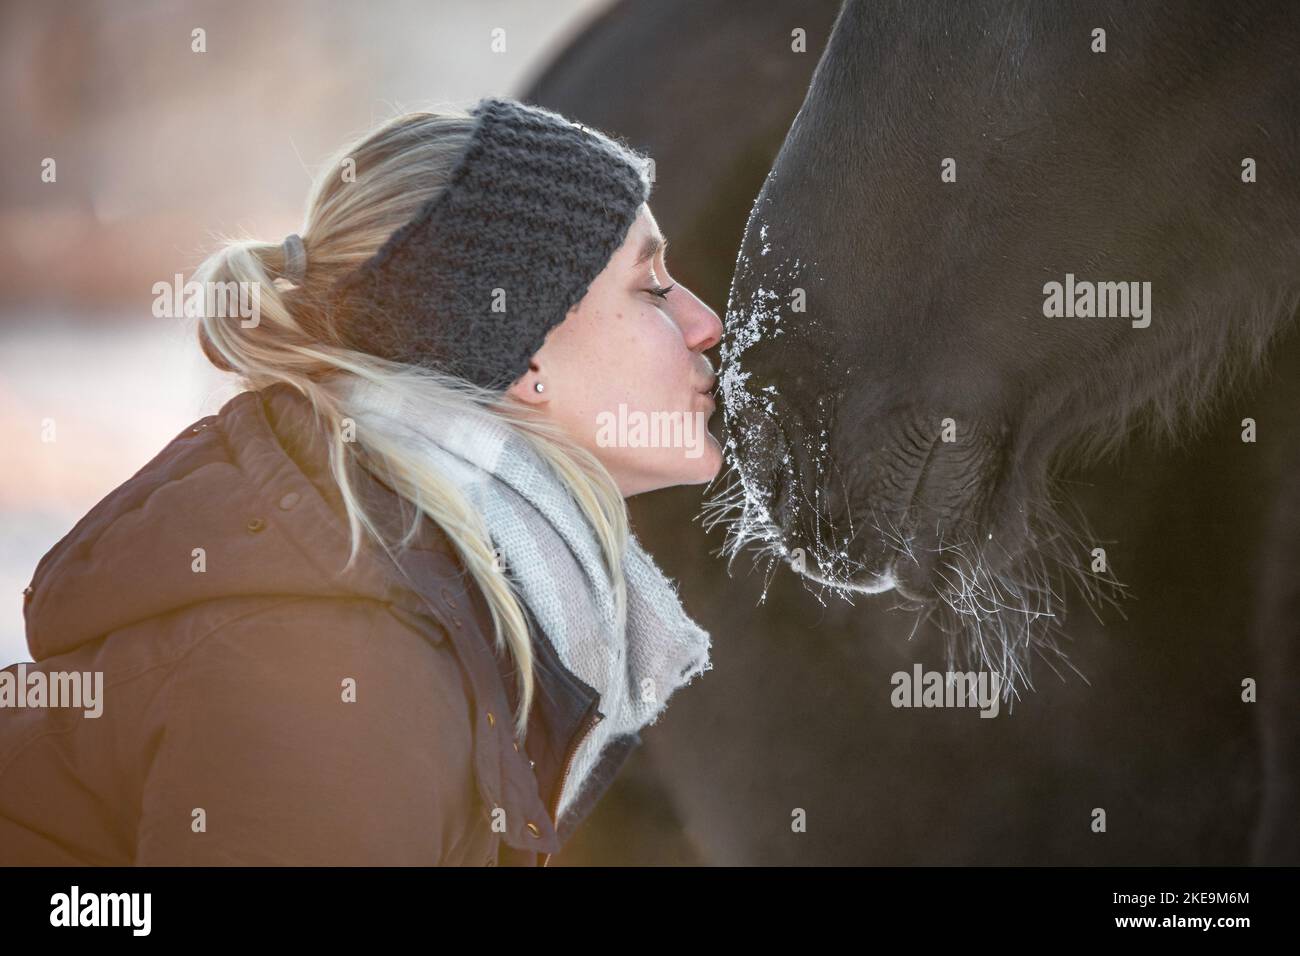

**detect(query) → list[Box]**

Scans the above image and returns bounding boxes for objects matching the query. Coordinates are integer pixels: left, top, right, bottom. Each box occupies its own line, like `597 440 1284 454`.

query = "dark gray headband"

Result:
331 96 653 392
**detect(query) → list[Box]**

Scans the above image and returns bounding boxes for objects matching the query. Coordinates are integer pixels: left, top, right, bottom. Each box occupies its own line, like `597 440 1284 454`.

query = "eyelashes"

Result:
645 283 677 299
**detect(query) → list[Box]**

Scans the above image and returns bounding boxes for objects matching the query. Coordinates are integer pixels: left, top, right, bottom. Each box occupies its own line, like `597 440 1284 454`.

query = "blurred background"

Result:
0 0 611 665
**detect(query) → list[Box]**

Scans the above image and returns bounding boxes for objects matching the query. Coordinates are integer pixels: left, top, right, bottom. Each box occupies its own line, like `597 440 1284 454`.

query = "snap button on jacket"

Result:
0 383 642 866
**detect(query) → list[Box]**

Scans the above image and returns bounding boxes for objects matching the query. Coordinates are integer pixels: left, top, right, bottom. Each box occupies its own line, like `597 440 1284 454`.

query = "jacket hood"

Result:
24 382 413 662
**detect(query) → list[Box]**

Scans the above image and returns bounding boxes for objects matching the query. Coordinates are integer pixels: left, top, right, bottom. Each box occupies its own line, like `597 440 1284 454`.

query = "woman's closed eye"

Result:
645 282 677 299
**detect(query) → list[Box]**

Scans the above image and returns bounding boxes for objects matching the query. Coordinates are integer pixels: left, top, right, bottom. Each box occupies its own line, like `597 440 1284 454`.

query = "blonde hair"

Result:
190 108 629 740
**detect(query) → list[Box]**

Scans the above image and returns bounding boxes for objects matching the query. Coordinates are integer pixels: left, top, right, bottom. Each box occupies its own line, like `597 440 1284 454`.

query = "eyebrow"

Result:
634 232 668 267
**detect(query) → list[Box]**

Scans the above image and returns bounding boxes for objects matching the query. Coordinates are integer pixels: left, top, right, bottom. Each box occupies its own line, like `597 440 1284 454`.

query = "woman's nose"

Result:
678 287 722 352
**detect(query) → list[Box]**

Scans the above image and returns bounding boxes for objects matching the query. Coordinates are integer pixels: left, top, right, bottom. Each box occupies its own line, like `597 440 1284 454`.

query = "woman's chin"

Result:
679 435 724 485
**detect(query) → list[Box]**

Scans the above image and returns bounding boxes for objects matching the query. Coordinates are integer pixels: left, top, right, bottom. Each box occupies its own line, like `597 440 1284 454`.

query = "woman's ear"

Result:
506 360 548 406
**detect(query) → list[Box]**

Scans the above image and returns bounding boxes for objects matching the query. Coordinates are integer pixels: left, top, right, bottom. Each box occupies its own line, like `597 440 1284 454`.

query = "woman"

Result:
1 97 722 866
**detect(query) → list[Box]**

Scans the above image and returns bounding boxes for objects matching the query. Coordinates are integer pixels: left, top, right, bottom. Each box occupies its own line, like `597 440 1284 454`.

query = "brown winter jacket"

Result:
0 382 641 866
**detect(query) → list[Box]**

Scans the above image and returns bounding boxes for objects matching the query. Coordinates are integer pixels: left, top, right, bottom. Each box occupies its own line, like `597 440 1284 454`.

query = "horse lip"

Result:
845 567 902 595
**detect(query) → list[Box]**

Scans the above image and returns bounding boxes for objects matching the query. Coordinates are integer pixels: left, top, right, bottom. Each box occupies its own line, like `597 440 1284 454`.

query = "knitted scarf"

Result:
338 376 713 826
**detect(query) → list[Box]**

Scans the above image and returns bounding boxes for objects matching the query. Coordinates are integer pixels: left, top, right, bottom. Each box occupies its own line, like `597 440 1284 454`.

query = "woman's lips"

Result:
693 374 718 413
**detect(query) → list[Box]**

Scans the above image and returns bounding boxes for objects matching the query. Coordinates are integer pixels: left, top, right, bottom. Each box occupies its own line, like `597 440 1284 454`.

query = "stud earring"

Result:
534 382 545 393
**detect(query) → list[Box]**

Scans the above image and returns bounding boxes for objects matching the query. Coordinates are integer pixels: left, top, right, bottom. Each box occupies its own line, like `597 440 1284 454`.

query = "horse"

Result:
528 0 1300 864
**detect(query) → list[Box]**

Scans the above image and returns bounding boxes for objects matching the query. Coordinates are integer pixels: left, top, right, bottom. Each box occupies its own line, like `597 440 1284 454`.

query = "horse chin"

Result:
712 429 1124 691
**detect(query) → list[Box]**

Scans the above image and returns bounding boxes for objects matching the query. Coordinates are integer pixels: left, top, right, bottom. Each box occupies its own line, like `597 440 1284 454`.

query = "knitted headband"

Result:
329 96 654 392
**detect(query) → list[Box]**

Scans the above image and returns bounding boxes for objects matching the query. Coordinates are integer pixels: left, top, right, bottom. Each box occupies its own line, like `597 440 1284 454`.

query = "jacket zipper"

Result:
540 707 602 867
